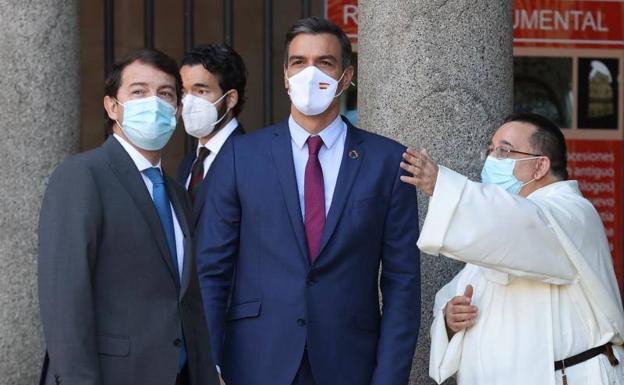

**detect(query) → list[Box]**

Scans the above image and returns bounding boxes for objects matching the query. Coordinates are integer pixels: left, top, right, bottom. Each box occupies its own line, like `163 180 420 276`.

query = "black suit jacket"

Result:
37 136 219 385
177 123 245 225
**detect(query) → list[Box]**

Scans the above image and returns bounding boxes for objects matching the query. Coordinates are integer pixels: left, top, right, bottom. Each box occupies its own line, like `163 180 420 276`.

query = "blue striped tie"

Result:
142 167 187 370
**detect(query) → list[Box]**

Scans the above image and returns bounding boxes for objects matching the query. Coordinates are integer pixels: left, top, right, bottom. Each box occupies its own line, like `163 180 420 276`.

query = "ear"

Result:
338 65 355 94
534 157 551 180
103 95 121 123
226 90 239 111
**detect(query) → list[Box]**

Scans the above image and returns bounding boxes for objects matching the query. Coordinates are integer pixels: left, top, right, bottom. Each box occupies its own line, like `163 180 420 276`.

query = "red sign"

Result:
326 0 358 46
513 0 624 48
567 139 624 292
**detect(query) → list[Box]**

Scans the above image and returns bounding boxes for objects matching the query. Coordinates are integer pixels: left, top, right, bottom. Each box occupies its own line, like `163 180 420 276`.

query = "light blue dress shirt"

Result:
288 114 347 218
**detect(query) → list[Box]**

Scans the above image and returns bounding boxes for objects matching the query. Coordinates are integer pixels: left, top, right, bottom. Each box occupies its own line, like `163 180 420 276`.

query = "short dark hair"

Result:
181 44 247 117
104 49 182 127
504 112 568 180
284 17 352 70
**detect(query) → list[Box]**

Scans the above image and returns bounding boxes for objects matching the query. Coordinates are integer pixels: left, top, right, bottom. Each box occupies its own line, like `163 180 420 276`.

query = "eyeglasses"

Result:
480 145 542 160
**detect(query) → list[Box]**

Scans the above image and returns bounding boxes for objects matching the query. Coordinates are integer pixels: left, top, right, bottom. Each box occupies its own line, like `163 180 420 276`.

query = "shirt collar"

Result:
288 114 345 150
197 117 238 156
113 133 162 173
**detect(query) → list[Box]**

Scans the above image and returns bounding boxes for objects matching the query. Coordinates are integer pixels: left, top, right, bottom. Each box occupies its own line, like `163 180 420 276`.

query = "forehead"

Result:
120 60 176 88
287 33 342 58
492 121 537 148
180 64 221 88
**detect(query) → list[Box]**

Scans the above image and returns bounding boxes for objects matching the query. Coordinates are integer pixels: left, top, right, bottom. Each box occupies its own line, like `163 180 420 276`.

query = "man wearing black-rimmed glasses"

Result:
401 112 624 385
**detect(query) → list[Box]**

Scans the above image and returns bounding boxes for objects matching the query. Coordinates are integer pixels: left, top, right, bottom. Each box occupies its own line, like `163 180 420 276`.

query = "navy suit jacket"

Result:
195 117 420 385
177 124 245 225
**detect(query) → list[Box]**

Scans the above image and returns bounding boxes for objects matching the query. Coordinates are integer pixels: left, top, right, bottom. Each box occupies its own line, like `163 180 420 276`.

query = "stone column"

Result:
358 1 513 384
0 1 80 383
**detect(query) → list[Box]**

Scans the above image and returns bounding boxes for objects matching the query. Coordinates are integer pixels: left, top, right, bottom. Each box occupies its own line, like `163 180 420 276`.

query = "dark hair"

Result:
504 112 568 180
181 44 247 117
284 17 352 70
104 49 182 127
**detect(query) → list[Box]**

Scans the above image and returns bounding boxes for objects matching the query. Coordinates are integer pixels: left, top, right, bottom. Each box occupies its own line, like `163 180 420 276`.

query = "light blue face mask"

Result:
480 156 539 194
116 96 177 151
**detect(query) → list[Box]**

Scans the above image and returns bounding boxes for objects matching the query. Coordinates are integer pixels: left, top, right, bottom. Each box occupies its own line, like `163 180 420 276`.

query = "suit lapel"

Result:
166 179 192 300
271 122 309 264
191 184 207 227
317 122 364 258
103 137 178 282
181 153 195 186
190 123 246 226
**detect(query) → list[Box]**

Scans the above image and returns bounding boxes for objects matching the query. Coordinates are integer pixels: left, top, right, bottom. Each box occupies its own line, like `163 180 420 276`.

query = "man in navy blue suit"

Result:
196 17 421 385
177 44 246 224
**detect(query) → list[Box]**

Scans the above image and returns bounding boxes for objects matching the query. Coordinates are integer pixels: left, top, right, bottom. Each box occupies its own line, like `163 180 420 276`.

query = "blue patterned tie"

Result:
142 167 187 370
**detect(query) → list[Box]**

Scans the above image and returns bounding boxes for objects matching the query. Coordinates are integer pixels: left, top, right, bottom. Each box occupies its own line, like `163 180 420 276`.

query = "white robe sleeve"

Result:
429 272 466 384
418 166 577 284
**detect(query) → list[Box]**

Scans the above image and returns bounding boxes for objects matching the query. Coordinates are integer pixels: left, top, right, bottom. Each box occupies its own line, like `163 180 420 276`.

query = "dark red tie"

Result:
304 136 325 263
188 147 210 203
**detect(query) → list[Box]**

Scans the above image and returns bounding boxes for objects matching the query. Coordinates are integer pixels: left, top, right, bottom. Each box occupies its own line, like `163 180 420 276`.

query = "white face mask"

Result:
181 91 232 138
287 66 346 116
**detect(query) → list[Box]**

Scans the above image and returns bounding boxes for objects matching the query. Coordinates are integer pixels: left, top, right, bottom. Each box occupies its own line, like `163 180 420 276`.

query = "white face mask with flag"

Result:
287 66 346 116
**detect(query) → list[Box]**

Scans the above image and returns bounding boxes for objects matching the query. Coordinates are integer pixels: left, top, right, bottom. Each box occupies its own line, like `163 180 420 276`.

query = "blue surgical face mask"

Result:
115 96 177 151
480 156 539 194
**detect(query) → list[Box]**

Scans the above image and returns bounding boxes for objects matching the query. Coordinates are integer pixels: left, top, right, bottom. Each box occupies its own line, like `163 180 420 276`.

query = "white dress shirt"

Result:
184 117 239 188
114 134 185 279
289 114 347 217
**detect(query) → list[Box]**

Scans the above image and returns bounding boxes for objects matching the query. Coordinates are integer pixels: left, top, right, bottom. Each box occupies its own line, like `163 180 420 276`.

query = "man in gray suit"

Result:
37 49 219 385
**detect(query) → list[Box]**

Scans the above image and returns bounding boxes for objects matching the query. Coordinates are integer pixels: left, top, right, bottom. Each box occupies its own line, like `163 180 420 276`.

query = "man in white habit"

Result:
400 113 624 385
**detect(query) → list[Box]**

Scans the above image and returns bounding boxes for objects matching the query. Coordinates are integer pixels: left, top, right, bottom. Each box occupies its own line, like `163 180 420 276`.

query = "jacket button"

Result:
297 318 306 326
173 338 182 347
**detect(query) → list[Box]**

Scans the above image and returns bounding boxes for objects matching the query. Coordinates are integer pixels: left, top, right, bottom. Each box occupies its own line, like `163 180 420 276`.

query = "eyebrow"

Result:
500 139 514 148
128 82 148 88
191 83 211 89
288 55 305 62
288 54 338 62
318 55 337 62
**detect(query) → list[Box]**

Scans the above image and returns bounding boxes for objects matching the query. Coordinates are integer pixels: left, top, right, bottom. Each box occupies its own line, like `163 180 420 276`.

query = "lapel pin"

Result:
349 150 360 160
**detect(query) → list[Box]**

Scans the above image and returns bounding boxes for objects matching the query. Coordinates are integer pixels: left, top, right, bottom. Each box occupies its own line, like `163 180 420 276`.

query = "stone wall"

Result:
358 1 513 383
0 1 80 383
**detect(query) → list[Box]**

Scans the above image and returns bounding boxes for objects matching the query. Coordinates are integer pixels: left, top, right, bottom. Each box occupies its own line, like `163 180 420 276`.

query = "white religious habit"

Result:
421 166 624 385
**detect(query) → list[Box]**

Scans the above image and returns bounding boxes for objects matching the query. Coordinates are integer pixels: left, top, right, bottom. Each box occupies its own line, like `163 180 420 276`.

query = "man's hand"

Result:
219 375 226 385
444 285 478 339
400 148 439 196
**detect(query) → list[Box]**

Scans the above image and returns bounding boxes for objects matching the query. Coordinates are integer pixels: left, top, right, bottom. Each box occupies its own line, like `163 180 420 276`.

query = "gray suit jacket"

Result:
37 137 219 385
